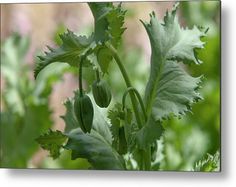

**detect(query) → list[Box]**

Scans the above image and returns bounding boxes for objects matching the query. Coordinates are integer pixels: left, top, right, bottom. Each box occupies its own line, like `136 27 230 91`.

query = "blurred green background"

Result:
0 1 220 170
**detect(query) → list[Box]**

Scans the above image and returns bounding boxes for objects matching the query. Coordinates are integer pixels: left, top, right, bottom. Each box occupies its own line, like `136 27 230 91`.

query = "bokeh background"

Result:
0 1 220 170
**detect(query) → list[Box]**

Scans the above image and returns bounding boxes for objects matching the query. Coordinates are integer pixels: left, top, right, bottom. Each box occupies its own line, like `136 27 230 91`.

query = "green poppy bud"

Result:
74 93 94 133
92 79 112 108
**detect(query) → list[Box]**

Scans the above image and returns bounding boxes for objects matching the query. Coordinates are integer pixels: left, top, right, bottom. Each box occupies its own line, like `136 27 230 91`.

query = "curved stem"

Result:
122 87 147 122
105 42 143 129
105 42 151 170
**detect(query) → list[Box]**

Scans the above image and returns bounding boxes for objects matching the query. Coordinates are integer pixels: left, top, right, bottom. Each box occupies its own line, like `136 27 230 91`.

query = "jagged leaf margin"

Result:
135 3 206 148
35 3 126 78
193 151 220 172
36 129 67 159
34 30 94 79
142 3 205 122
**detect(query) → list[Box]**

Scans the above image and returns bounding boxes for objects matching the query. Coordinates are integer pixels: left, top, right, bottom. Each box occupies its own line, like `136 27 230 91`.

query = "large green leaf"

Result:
36 130 67 159
88 2 126 46
90 95 113 145
135 3 205 148
34 30 94 79
65 129 125 170
89 2 126 74
37 91 113 163
142 3 205 121
34 62 70 98
96 47 113 74
88 2 112 43
59 92 121 169
146 61 202 121
60 98 79 134
35 3 126 78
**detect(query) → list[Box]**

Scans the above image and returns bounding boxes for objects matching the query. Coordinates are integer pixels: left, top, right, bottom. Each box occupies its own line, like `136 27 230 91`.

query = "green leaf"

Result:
97 47 113 73
34 62 70 98
108 103 124 126
108 103 137 153
147 61 202 121
35 3 126 78
88 2 126 74
136 116 164 150
108 103 125 149
60 98 79 134
106 3 126 47
88 2 126 46
53 24 67 45
135 3 205 149
34 30 94 79
65 129 125 170
88 2 113 43
59 91 117 169
123 108 137 152
193 151 220 172
90 95 113 145
36 130 67 159
142 3 205 121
